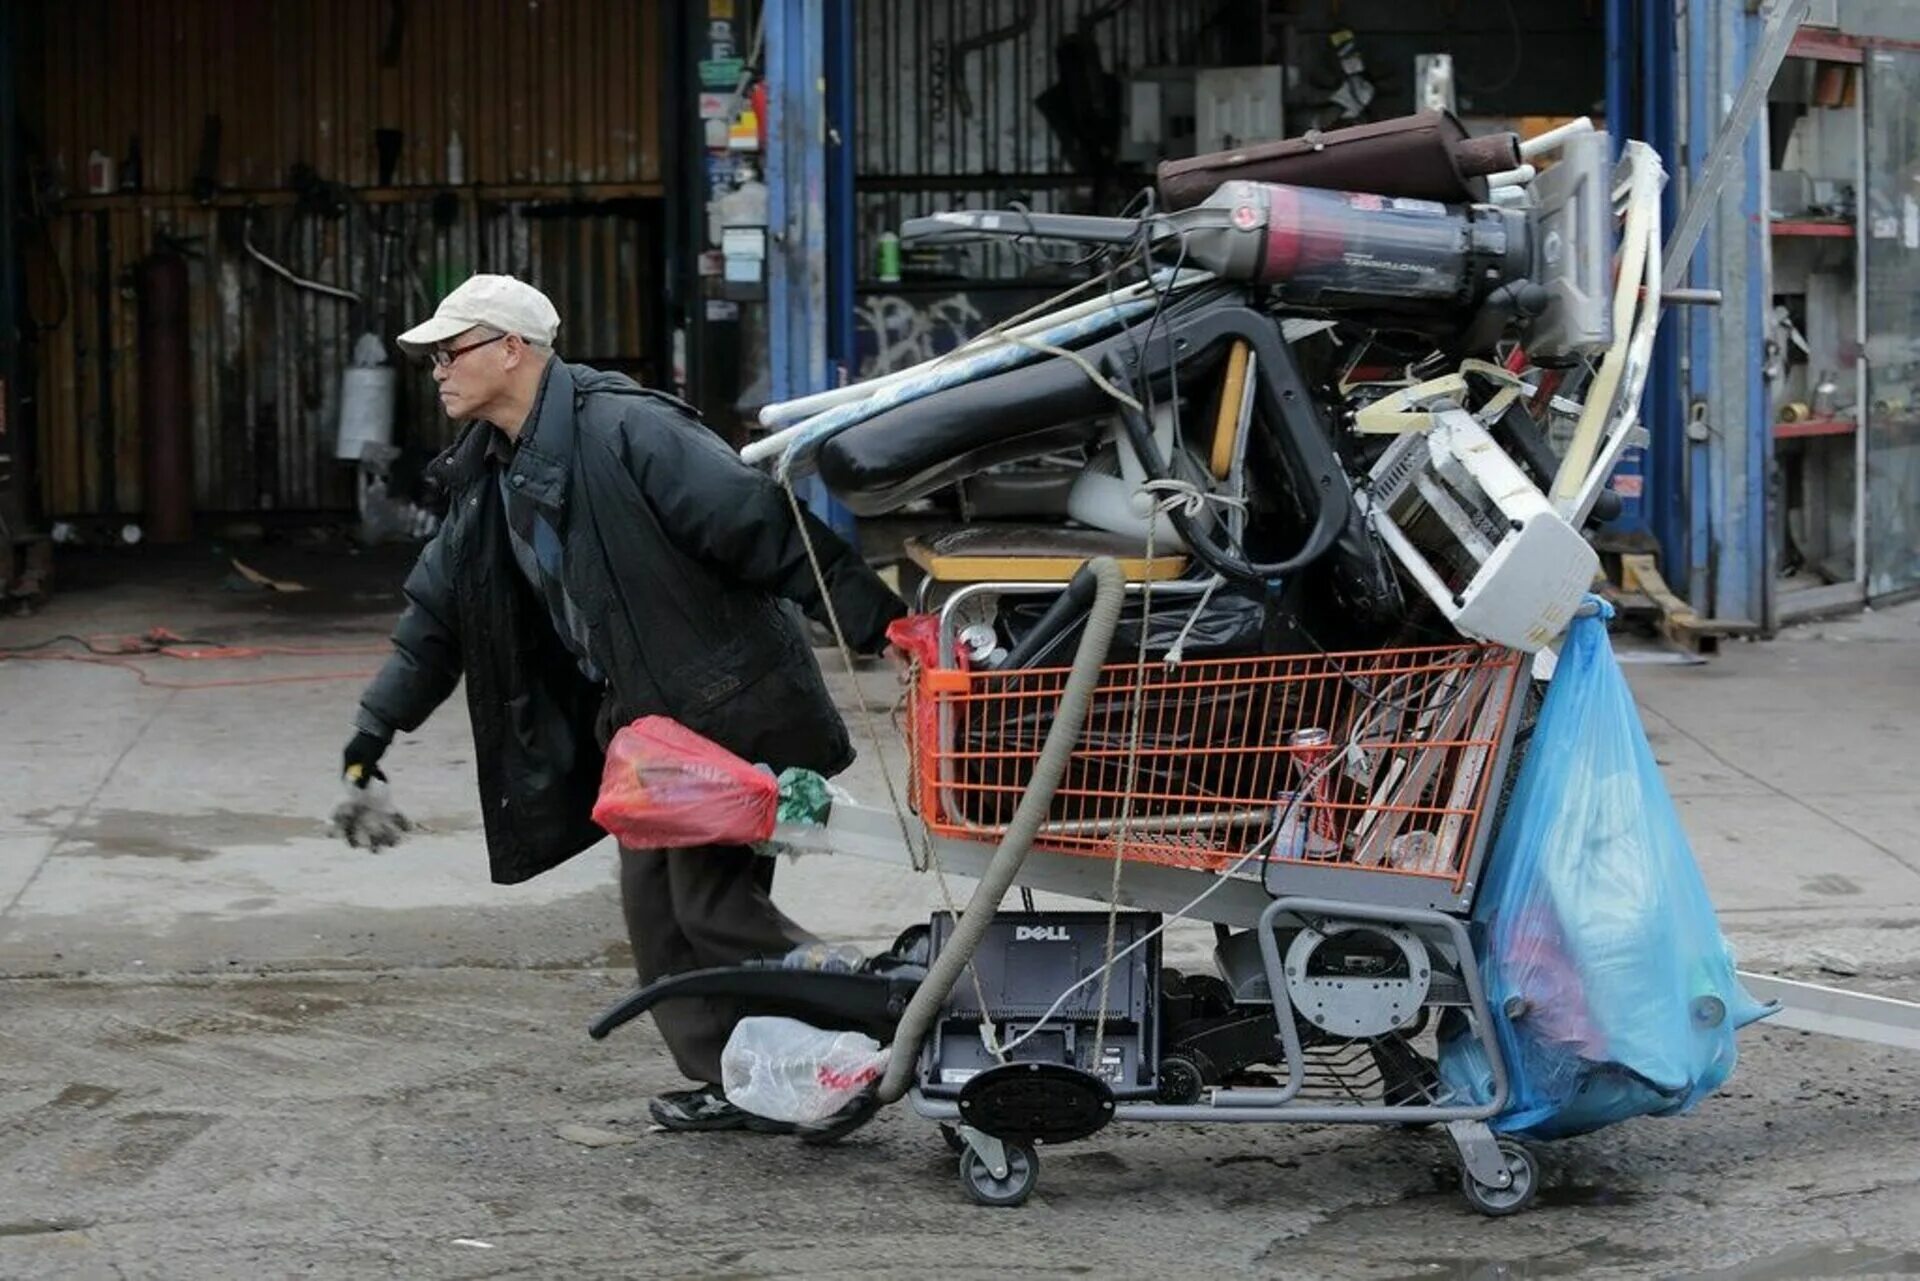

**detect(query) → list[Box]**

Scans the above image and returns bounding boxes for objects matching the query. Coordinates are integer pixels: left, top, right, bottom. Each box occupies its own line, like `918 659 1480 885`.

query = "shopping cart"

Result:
867 580 1543 1212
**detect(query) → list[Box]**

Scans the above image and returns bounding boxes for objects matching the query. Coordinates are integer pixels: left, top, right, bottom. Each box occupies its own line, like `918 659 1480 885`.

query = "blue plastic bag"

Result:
1438 600 1773 1139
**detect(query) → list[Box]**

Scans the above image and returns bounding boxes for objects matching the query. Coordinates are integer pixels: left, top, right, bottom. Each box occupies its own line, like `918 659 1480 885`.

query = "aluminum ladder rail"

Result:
1738 973 1920 1053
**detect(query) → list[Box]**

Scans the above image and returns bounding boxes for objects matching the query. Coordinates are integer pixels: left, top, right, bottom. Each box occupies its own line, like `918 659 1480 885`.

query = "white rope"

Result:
1084 477 1243 1068
1086 503 1161 1072
1132 479 1247 669
1137 476 1248 519
998 465 1384 1063
775 413 1263 1074
1001 334 1145 412
1164 574 1225 669
777 480 1006 1056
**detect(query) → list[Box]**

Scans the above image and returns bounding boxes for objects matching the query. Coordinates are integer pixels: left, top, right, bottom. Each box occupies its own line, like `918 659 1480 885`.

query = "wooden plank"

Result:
72 0 96 196
105 0 135 192
147 0 171 195
1789 28 1864 65
186 0 209 193
228 3 250 189
114 211 139 515
589 0 606 180
438 0 461 187
184 207 212 510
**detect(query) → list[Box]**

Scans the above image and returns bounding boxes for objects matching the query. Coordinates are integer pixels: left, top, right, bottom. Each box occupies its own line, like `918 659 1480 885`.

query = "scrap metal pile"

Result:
749 110 1664 662
630 113 1786 1215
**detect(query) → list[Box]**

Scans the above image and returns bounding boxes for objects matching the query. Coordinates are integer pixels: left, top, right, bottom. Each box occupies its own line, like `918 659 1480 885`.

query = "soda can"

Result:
958 623 1000 666
1287 727 1339 849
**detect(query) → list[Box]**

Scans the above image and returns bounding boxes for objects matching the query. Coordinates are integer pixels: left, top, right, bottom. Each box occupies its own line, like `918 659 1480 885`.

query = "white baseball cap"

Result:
396 274 561 355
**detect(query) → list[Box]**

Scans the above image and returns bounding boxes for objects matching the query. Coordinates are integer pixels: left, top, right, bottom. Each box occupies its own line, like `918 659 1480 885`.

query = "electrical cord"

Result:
1033 202 1486 718
0 627 385 689
989 738 1356 1059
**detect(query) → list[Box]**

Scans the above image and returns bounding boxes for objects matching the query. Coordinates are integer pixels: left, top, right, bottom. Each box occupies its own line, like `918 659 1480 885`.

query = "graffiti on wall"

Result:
853 292 984 377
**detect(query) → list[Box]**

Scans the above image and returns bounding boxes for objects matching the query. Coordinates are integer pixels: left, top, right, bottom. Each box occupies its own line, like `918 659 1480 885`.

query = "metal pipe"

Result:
750 268 1210 436
242 221 359 303
1518 116 1595 160
874 557 1128 1105
1483 163 1537 188
1660 287 1722 306
1033 808 1271 839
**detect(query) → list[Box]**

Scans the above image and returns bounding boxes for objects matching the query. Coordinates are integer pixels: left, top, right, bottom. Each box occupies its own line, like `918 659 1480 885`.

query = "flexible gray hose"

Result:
875 556 1127 1104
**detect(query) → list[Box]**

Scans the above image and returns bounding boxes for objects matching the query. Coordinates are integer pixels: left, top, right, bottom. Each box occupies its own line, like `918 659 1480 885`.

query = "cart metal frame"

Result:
779 587 1543 1210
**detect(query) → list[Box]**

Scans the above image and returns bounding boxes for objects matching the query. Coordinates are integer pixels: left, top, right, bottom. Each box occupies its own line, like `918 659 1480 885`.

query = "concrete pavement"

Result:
2 543 1918 1278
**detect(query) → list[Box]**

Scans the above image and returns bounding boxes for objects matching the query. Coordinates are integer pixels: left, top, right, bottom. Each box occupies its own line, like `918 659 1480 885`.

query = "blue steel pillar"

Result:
1641 0 1686 578
825 0 857 391
765 0 856 536
1679 0 1771 624
1605 0 1683 569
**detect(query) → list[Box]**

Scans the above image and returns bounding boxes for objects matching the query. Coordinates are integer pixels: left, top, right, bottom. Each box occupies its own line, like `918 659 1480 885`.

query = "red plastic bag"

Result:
592 716 779 849
889 613 963 802
885 612 946 670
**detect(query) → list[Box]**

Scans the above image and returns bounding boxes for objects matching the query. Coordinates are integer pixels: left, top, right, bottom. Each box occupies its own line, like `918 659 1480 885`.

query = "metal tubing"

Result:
1519 116 1595 160
1483 163 1537 188
748 269 1209 440
874 557 1129 1105
1256 897 1511 1114
930 578 1214 837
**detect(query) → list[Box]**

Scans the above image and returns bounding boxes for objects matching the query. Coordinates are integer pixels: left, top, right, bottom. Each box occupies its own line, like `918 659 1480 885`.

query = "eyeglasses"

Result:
431 333 509 368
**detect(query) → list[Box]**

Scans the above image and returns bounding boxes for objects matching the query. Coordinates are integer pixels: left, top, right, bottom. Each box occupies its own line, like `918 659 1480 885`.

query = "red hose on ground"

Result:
0 627 385 689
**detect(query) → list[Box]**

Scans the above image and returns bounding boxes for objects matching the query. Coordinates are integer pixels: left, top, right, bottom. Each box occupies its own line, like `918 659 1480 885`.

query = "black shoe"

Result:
648 1085 793 1134
796 1091 882 1146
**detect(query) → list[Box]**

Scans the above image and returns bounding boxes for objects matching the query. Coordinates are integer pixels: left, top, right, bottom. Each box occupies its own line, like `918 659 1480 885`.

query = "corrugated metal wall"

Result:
37 198 659 515
854 0 1223 278
20 0 662 518
28 0 660 194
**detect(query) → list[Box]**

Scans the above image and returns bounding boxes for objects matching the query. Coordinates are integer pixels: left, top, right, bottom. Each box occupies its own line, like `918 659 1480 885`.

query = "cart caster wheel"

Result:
1157 1054 1207 1105
958 1140 1038 1207
1460 1140 1538 1217
939 1123 965 1153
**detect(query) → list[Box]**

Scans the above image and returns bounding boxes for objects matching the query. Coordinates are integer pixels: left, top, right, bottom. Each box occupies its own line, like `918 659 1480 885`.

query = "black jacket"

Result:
359 360 904 884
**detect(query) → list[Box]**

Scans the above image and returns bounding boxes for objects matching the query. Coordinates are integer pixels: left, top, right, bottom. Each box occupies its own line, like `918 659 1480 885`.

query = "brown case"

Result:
1156 111 1520 210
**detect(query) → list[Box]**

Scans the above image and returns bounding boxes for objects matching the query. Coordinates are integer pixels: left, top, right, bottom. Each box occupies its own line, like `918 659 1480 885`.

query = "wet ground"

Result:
3 544 1919 1278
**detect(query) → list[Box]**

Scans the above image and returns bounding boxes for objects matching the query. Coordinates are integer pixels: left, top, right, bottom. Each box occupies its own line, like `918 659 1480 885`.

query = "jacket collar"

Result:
501 358 575 518
430 358 576 517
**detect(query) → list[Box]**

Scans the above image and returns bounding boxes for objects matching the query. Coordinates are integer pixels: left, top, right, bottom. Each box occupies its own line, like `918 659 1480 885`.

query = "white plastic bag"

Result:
720 1016 890 1124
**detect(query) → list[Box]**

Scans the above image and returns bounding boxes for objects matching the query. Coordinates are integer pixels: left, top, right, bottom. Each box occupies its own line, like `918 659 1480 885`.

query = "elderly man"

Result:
339 274 903 1131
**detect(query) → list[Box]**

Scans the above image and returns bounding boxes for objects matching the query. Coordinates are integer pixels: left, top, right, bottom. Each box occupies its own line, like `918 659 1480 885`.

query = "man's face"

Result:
430 327 515 420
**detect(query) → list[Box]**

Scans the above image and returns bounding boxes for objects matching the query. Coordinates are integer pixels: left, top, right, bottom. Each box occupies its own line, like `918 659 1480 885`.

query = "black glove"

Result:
342 730 390 787
331 738 411 851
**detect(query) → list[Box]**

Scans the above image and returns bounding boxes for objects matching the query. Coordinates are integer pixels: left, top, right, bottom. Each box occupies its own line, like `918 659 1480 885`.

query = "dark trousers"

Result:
617 843 815 1086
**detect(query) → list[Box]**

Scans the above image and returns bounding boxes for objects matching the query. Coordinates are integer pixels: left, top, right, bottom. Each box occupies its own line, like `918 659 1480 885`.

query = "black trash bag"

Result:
994 587 1278 668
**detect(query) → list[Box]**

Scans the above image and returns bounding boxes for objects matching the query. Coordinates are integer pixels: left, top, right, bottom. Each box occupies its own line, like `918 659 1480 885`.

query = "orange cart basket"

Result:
909 643 1528 904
